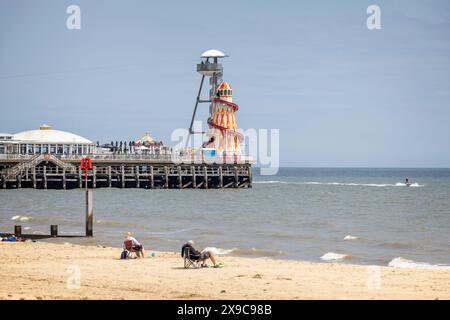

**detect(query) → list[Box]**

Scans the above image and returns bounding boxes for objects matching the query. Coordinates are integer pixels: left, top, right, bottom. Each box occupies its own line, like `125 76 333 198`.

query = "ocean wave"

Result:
343 235 360 241
320 252 351 261
201 247 237 256
388 257 450 270
11 215 33 222
253 181 424 187
395 182 423 187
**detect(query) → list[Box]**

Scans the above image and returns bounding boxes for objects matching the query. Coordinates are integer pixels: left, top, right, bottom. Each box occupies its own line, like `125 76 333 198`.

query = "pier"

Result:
0 49 253 190
0 154 252 189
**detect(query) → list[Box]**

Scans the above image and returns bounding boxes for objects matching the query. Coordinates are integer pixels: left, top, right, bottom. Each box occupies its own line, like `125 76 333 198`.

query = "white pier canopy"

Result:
0 124 95 155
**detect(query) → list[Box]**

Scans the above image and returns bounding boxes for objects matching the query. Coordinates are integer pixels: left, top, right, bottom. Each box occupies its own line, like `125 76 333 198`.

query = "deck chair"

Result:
123 240 138 259
183 246 204 269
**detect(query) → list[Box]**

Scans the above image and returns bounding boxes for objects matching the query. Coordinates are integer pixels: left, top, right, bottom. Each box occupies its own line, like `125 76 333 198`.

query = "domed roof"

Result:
200 49 228 58
134 132 156 145
218 82 232 90
13 125 93 144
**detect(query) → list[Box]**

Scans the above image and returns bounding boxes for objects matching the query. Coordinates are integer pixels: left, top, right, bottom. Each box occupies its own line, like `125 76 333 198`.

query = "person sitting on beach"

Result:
124 232 145 258
181 240 221 268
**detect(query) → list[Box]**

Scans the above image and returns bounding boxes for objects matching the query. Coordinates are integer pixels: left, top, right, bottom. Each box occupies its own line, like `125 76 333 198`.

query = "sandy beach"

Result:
0 241 449 300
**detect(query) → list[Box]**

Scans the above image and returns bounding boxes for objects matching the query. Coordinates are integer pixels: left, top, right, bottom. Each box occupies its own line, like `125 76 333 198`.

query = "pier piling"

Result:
85 189 93 237
0 155 252 190
14 225 22 237
50 225 58 237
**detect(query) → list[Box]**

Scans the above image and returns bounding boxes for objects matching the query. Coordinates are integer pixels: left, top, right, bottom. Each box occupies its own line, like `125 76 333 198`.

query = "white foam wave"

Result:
344 235 360 241
11 215 21 221
320 252 350 261
254 181 424 188
388 257 450 270
201 247 237 256
395 182 424 187
19 216 31 222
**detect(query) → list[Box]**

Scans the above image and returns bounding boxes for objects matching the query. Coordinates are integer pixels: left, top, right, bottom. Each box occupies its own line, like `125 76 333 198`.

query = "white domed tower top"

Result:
200 49 228 58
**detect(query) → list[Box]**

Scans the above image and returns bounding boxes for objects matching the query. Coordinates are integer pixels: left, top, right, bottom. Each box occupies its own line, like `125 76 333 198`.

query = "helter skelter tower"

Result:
188 49 243 155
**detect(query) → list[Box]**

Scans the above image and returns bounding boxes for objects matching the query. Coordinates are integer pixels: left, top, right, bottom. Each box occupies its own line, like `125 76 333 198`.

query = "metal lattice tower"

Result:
188 49 228 136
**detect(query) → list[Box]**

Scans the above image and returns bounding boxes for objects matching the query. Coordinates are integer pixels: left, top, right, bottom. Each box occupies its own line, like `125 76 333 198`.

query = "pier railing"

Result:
0 153 253 164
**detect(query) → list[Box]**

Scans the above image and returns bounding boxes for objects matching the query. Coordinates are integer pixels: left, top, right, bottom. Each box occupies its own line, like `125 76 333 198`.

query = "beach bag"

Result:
120 250 128 259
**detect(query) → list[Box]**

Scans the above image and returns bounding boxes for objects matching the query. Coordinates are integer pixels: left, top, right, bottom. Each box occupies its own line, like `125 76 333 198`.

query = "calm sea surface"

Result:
1 168 449 267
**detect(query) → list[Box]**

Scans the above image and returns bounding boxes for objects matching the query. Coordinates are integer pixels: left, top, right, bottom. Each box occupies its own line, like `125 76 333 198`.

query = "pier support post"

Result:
178 166 182 188
85 189 93 237
17 174 21 189
121 165 125 188
150 166 154 189
108 166 112 188
192 166 197 189
14 225 22 237
204 166 208 189
32 166 36 189
234 166 239 188
135 165 140 188
63 168 67 190
219 166 223 188
93 167 96 188
78 168 82 188
164 166 169 189
248 166 252 188
43 166 47 189
50 225 58 237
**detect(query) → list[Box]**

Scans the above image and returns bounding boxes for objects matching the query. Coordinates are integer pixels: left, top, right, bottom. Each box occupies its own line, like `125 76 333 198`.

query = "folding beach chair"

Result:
123 240 138 259
183 246 203 269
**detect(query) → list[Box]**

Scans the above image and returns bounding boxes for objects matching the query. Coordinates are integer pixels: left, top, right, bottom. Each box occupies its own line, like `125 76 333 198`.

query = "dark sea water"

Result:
1 168 449 268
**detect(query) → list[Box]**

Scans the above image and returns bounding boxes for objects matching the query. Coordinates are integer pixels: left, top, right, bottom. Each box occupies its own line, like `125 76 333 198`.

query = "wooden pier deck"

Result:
0 154 252 189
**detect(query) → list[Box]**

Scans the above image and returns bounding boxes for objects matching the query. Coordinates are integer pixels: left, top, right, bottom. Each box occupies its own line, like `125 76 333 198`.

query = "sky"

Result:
0 0 449 167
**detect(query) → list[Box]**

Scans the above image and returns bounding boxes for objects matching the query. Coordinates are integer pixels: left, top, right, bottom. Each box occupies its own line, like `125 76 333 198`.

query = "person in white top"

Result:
123 232 145 258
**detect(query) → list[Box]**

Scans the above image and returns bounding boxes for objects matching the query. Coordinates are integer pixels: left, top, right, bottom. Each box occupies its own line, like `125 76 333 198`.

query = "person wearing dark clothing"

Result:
181 240 218 267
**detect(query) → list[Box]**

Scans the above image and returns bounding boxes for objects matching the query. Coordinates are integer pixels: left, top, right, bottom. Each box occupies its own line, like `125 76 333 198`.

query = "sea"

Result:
1 168 449 269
